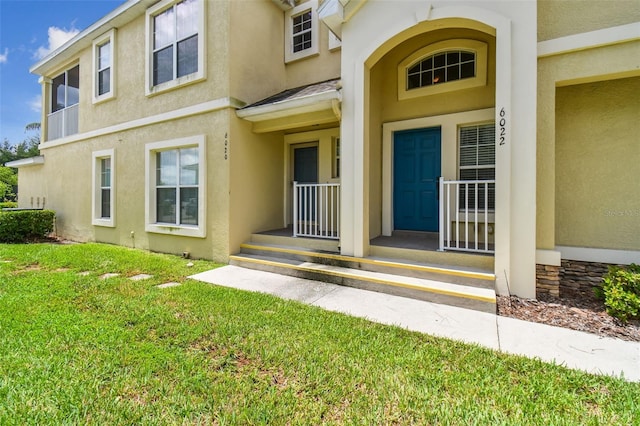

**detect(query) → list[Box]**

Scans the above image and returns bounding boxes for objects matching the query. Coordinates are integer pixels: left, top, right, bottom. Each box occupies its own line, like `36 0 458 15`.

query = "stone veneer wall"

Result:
536 264 560 298
536 260 620 299
559 260 616 298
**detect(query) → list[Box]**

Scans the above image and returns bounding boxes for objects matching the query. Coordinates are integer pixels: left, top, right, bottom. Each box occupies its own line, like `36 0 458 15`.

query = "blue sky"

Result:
0 0 127 145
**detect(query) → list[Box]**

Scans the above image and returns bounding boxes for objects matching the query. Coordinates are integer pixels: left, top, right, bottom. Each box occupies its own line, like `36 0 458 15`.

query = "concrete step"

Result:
229 252 496 314
369 243 494 271
239 242 495 289
250 233 340 252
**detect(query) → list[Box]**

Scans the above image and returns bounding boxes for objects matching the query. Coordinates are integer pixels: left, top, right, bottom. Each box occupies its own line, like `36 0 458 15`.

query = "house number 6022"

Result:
499 107 506 146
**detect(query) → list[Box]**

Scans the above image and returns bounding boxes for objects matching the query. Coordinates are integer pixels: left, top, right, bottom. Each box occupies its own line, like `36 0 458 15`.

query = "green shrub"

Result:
596 264 640 323
0 210 55 243
0 201 18 209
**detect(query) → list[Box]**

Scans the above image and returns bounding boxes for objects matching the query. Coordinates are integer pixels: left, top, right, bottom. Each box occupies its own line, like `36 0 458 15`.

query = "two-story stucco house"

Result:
9 0 639 310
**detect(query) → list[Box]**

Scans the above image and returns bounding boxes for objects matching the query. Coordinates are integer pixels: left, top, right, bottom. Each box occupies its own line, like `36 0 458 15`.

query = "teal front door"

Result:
393 128 441 232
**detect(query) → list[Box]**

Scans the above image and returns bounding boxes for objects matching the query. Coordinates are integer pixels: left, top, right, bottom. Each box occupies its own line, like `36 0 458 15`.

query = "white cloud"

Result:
0 48 8 64
34 26 80 60
28 95 42 113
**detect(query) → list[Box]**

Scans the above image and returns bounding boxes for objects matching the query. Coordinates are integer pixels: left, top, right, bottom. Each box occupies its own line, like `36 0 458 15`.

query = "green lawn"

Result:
0 242 638 424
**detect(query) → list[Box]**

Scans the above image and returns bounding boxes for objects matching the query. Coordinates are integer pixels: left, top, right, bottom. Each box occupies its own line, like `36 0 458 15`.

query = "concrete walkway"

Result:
189 265 640 382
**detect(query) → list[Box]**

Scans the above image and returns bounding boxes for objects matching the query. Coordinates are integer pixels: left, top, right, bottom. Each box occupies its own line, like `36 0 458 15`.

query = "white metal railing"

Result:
293 182 340 239
439 178 495 253
47 104 79 140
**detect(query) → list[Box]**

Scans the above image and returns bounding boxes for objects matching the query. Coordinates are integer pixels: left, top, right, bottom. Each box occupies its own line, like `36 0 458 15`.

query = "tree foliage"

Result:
0 167 17 201
0 124 41 201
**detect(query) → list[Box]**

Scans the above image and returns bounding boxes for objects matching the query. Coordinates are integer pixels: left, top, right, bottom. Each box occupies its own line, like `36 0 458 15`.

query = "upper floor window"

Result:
145 0 205 95
48 65 79 140
285 0 318 63
397 39 488 101
51 65 79 113
292 10 312 53
92 29 116 103
407 50 476 90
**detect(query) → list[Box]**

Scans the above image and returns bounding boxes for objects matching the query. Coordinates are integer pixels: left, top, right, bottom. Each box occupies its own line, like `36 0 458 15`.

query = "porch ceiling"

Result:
236 79 341 133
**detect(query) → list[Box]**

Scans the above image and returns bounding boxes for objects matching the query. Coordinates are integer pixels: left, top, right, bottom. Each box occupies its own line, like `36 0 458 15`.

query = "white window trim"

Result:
397 39 488 101
144 0 206 97
285 0 319 63
92 29 116 104
145 135 207 238
92 149 115 227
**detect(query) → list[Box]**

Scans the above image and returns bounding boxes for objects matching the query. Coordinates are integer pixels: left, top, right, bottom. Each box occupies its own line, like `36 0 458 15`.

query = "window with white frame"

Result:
92 149 115 227
146 0 205 95
92 29 116 103
49 64 80 140
397 39 488 101
332 137 340 178
407 50 475 90
285 0 318 63
145 136 206 237
459 123 495 210
51 65 79 113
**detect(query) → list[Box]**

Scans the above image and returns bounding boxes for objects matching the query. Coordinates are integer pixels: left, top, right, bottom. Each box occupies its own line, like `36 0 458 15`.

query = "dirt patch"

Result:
497 292 640 342
12 263 41 274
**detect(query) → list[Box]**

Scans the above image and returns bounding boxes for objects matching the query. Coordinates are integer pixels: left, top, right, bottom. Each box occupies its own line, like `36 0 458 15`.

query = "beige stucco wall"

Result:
229 0 286 105
555 76 640 250
367 27 496 237
30 111 232 262
283 15 341 89
536 40 640 250
42 0 230 139
24 0 345 262
14 166 46 209
538 0 640 41
228 113 284 254
229 0 341 107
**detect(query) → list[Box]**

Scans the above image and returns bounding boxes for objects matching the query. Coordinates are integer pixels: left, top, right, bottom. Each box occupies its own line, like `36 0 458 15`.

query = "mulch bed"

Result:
497 292 640 342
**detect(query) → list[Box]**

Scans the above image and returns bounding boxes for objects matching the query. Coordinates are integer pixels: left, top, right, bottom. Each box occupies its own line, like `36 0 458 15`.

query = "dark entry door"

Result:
293 145 318 224
393 128 441 232
294 146 318 183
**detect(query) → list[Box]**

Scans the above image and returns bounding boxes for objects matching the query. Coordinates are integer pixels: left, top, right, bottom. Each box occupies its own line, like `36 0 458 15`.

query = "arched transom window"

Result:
397 39 488 100
407 50 476 89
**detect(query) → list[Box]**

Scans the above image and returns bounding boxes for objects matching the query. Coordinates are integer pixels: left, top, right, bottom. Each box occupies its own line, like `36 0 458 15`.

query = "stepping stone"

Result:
157 282 181 289
100 273 120 280
130 274 153 281
78 271 91 276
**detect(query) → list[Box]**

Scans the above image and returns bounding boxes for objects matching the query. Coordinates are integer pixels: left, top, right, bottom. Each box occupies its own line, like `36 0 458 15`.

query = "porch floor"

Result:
257 228 493 254
371 230 440 251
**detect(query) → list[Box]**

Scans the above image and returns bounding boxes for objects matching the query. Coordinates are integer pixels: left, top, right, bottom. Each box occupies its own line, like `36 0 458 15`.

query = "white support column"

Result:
493 20 513 296
38 76 52 143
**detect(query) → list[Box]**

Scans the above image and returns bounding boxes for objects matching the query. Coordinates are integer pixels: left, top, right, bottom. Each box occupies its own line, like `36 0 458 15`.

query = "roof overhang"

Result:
30 0 156 76
318 0 368 39
6 156 44 168
237 81 342 133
